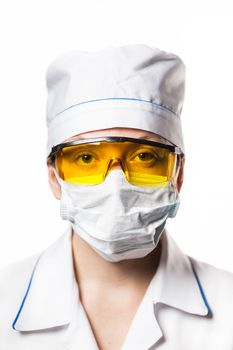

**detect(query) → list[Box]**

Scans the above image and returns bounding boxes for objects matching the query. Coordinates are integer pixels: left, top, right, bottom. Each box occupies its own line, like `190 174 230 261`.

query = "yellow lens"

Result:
55 141 177 187
124 145 176 187
55 144 107 185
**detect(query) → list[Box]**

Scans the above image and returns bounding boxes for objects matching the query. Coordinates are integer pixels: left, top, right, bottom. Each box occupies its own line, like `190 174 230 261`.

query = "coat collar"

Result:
12 227 76 331
150 232 211 316
12 227 211 332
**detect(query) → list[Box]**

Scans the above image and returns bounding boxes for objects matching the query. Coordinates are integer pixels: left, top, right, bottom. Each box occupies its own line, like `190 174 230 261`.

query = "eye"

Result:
75 153 95 164
79 154 93 163
131 150 158 162
128 147 160 169
137 152 155 161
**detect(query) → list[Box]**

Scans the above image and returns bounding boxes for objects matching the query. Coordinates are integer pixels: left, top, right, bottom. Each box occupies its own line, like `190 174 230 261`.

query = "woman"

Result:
1 44 233 350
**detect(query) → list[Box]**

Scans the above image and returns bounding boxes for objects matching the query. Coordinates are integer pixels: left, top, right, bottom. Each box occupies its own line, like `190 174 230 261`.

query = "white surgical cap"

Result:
46 44 185 156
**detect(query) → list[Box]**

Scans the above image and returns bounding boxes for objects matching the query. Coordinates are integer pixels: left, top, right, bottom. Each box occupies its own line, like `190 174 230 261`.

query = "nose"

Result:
110 163 122 170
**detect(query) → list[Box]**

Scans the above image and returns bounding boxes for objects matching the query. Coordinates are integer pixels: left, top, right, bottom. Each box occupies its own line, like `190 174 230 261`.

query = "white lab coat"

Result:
1 227 233 350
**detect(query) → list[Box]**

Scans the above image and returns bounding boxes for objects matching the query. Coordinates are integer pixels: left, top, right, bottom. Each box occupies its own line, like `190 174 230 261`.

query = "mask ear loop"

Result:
47 153 66 186
52 165 65 186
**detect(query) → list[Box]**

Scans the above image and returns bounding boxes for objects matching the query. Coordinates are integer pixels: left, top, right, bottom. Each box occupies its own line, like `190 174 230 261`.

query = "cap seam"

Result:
53 97 179 119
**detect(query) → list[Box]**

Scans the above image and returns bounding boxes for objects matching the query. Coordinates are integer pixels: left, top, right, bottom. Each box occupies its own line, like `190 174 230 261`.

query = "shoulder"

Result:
0 253 40 290
189 255 233 313
190 255 233 289
0 253 40 324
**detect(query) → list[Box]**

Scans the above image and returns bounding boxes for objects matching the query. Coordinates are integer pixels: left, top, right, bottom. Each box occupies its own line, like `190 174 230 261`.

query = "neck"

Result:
71 228 162 291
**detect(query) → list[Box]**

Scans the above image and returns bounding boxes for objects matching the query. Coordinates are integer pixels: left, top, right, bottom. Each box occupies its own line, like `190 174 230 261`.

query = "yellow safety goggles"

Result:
49 137 182 187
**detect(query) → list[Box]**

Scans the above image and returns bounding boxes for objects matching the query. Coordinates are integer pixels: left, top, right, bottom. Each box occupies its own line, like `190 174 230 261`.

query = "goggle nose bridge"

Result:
104 155 127 178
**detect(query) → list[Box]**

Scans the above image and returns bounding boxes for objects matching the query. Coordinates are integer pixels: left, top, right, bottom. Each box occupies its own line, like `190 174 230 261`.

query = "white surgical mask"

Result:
56 170 180 262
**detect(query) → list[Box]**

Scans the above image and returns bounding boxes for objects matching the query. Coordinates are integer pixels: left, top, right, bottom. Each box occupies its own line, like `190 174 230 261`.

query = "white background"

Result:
0 0 232 272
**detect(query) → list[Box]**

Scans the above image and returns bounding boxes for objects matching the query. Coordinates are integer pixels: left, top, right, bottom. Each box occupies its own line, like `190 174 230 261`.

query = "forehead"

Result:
64 127 167 143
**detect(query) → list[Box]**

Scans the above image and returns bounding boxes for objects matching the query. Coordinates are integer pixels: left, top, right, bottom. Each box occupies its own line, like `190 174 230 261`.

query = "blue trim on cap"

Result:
55 97 179 118
190 259 212 316
12 255 42 330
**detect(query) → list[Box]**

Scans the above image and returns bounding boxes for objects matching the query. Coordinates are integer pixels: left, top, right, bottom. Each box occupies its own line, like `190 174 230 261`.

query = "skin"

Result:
47 127 185 350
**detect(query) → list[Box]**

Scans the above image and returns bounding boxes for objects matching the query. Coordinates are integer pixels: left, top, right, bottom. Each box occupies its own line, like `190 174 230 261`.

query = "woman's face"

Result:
47 127 185 199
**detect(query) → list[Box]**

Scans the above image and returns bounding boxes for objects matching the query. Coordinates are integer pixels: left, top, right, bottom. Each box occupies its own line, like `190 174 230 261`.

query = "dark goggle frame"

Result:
49 136 183 160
